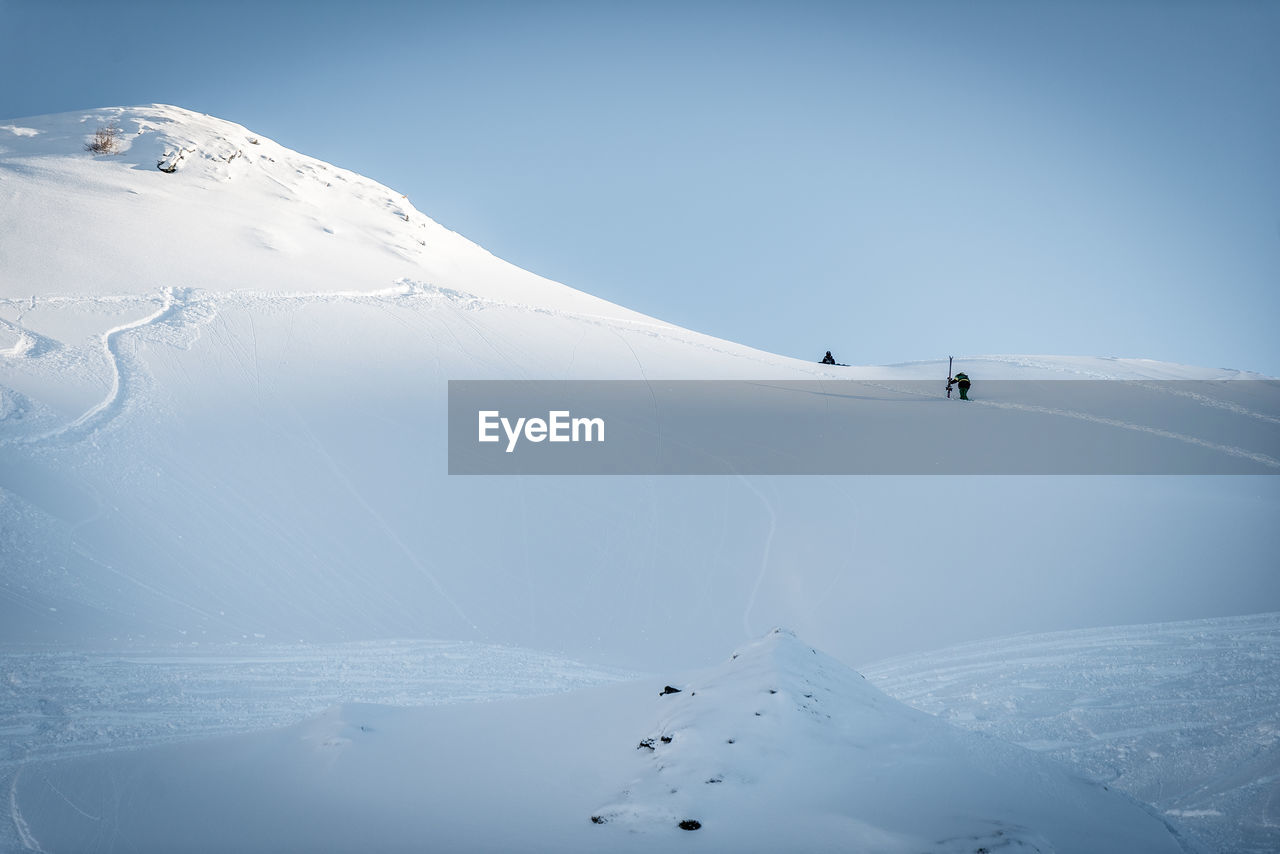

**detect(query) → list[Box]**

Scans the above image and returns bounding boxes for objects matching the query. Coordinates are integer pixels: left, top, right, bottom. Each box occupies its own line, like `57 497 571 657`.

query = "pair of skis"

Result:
946 355 953 399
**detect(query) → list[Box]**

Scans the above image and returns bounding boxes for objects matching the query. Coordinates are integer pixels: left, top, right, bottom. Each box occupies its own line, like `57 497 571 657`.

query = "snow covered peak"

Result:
588 629 1186 852
0 104 651 322
5 104 284 178
717 625 884 712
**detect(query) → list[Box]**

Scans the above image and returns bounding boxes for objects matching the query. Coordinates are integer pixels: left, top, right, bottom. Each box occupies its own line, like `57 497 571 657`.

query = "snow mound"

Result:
9 630 1188 853
586 628 1184 852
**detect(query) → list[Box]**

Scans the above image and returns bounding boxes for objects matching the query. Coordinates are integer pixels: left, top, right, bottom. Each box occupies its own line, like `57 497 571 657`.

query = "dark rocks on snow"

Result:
590 815 606 825
659 685 682 695
637 738 656 751
679 819 702 831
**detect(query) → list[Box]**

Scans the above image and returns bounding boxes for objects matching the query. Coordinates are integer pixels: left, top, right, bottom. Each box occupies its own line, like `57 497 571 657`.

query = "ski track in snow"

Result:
5 770 44 854
976 399 1280 470
4 283 1275 462
1 288 178 447
736 475 778 641
292 414 482 639
0 280 800 450
68 286 178 436
1134 381 1280 427
850 378 1280 471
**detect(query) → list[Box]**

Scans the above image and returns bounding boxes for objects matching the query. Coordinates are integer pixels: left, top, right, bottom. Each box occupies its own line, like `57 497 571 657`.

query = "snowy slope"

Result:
1 104 1277 853
864 613 1280 854
1 105 1278 669
10 629 1188 854
0 106 652 314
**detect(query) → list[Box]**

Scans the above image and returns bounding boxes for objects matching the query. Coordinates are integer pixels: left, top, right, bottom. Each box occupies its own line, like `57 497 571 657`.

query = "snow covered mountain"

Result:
1 105 1277 851
2 105 1275 669
10 629 1188 853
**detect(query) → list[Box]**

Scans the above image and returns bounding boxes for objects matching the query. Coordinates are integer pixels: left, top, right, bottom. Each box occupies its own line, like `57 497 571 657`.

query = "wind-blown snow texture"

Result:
865 613 1280 854
1 105 1277 851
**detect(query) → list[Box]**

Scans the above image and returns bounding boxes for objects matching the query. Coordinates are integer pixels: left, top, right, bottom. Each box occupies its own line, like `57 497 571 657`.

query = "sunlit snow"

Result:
1 105 1276 852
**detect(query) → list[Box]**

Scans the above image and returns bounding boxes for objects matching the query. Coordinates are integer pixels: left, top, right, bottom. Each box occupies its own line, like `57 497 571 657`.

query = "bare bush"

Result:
85 123 122 155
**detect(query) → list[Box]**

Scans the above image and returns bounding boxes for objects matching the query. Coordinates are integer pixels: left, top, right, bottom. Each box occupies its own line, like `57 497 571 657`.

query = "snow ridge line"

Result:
222 279 687 338
2 281 796 371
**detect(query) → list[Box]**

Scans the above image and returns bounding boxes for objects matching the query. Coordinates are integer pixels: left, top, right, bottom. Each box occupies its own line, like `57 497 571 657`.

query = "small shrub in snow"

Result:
678 819 702 830
85 123 122 154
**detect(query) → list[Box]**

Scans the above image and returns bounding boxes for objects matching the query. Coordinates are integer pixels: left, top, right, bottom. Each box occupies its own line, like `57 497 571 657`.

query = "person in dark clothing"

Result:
820 351 836 365
948 371 971 400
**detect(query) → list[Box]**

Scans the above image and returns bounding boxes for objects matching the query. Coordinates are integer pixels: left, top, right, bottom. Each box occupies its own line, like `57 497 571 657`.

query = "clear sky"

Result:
3 0 1277 375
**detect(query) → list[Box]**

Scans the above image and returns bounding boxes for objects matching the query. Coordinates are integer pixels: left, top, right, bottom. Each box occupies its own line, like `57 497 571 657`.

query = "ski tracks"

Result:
7 768 45 854
3 288 182 447
1134 381 1280 427
856 379 1280 471
976 398 1280 470
292 413 484 639
65 287 178 435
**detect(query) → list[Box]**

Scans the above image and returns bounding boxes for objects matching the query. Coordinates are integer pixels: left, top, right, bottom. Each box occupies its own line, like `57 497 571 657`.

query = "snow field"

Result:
864 613 1280 853
1 104 1276 852
8 630 1187 853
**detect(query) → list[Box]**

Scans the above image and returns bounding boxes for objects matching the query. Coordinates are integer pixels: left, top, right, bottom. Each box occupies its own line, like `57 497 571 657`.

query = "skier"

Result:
820 351 836 365
948 371 971 400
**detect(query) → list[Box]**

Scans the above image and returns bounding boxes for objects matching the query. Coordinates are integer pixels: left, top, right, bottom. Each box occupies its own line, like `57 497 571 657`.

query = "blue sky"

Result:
3 0 1277 375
